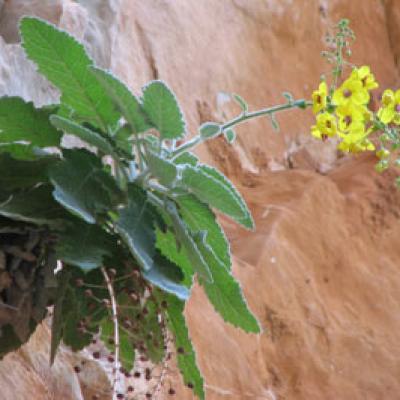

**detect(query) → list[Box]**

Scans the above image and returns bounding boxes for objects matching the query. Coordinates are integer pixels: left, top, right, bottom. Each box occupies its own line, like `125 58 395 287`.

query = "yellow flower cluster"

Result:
311 66 378 153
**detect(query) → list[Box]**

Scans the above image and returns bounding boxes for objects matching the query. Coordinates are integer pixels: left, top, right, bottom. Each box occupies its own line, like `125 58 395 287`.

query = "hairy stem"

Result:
101 267 120 400
171 99 310 159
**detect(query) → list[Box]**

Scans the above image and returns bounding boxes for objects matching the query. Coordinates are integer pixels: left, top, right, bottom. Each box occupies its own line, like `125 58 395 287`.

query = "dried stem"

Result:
101 267 120 399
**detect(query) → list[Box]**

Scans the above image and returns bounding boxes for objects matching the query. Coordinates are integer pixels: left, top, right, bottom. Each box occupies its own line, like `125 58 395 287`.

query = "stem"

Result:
171 99 310 159
101 267 120 400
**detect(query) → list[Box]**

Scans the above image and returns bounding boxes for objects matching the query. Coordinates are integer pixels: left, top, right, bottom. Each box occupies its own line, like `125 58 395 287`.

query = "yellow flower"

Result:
377 89 400 124
311 81 328 114
332 77 370 106
337 128 375 153
335 103 365 134
351 66 379 91
311 112 337 140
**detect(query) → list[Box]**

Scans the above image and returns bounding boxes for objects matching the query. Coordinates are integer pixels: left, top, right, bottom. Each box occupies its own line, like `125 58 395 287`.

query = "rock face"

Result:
1 0 400 399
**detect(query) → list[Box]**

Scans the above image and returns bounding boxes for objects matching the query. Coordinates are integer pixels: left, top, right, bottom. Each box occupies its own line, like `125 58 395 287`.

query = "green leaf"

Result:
56 220 115 272
0 143 50 160
199 122 221 139
224 128 236 143
142 81 185 139
195 238 261 333
20 17 118 130
176 194 230 270
89 67 150 134
198 165 253 229
0 153 54 190
173 152 198 166
146 151 178 186
49 149 122 224
155 228 194 287
232 93 248 113
269 113 280 132
165 294 204 400
0 97 62 147
181 165 254 229
282 91 294 104
165 200 212 282
142 252 190 300
0 185 68 226
114 124 133 156
101 318 135 371
115 184 158 271
51 269 71 364
49 115 114 155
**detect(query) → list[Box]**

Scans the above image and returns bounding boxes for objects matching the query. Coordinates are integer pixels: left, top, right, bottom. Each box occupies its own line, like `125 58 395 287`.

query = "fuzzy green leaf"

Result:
142 252 190 300
115 184 158 271
165 200 212 282
20 17 118 130
90 67 150 134
232 93 248 112
142 81 185 139
176 194 230 270
199 122 221 139
165 294 204 400
146 151 178 186
0 97 62 147
50 115 114 155
181 165 253 229
173 152 198 166
49 149 122 224
198 165 253 229
56 220 115 272
0 153 53 190
224 128 236 143
155 228 194 287
195 238 260 333
0 185 67 226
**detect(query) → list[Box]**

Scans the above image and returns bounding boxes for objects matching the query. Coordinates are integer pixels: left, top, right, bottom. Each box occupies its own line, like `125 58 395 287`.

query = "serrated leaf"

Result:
90 67 150 134
114 124 133 156
20 17 118 130
56 220 115 272
146 151 177 186
198 165 254 229
49 149 122 224
165 294 204 400
176 194 230 270
232 93 248 112
224 128 236 143
195 238 261 333
142 81 185 139
0 185 68 226
199 122 221 139
155 228 194 287
181 165 253 229
50 115 114 155
173 152 198 166
0 97 62 147
143 252 190 300
115 184 158 271
51 269 71 364
165 200 212 282
0 153 54 190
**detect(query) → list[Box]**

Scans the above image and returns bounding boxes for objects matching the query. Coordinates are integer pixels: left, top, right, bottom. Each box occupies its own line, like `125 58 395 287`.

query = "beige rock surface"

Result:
1 1 400 399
